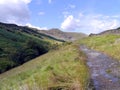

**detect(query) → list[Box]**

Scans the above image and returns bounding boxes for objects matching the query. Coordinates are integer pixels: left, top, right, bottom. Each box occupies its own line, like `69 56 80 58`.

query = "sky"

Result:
0 0 120 34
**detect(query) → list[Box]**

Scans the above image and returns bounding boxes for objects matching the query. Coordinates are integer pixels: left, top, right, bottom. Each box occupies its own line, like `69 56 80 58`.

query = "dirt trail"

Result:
80 46 120 90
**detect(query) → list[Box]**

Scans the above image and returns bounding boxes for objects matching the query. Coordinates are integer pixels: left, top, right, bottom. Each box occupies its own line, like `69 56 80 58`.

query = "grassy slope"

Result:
0 23 65 73
80 34 120 61
0 44 89 90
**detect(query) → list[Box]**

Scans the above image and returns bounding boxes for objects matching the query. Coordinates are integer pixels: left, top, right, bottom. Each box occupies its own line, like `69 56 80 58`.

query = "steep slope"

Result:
0 22 64 73
0 22 65 42
38 28 87 41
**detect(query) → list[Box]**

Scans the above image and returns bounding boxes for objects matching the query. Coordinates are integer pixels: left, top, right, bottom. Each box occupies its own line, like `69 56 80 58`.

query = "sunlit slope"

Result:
80 34 120 61
0 44 89 90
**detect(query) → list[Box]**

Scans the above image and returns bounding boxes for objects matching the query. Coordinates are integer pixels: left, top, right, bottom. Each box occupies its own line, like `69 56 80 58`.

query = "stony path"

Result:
80 46 120 90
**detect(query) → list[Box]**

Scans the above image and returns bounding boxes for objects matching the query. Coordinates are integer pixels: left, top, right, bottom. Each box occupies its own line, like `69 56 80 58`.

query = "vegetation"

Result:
0 22 64 73
0 22 90 90
79 34 120 61
0 44 89 90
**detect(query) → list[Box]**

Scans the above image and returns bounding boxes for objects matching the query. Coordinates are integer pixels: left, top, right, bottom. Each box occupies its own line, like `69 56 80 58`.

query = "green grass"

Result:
79 34 120 61
0 24 65 73
0 44 89 90
0 28 54 73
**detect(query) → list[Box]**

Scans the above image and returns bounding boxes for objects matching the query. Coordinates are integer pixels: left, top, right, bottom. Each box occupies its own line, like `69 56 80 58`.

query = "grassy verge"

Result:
0 44 89 90
79 34 120 61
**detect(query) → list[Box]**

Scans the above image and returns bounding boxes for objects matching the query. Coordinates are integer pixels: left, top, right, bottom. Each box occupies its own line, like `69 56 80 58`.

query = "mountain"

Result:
0 22 64 73
0 22 65 42
89 27 120 36
37 28 87 41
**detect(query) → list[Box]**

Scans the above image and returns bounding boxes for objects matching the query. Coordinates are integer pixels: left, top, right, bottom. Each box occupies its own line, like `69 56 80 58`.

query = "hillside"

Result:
0 44 89 90
0 22 65 42
0 22 64 73
89 27 120 36
80 34 120 61
37 28 87 41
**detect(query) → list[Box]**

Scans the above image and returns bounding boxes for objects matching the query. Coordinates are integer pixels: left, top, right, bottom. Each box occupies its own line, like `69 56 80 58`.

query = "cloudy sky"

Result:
0 0 120 34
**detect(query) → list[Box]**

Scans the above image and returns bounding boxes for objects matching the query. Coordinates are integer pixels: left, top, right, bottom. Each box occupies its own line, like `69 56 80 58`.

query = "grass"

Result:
0 44 89 90
0 28 54 73
0 24 64 73
79 34 120 61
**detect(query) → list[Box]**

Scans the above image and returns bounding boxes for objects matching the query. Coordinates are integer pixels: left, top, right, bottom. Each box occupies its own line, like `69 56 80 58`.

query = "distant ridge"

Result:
89 27 120 36
0 22 65 42
37 28 87 41
0 22 87 41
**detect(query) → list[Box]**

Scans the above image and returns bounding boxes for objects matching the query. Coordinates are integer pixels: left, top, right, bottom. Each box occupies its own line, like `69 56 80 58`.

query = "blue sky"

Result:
0 0 120 34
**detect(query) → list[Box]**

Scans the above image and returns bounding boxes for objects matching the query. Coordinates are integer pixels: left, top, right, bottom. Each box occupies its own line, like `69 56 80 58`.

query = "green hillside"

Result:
0 22 64 73
0 44 89 90
80 34 120 61
89 27 120 36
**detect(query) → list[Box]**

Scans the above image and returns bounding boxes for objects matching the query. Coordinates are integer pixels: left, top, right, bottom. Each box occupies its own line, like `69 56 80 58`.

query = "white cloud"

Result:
48 0 52 4
38 12 45 15
21 0 31 4
61 15 80 31
26 23 48 30
0 0 31 25
61 13 120 34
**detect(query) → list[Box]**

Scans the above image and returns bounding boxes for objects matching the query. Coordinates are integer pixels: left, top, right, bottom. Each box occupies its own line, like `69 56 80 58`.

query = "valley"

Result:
0 22 120 90
0 0 120 90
